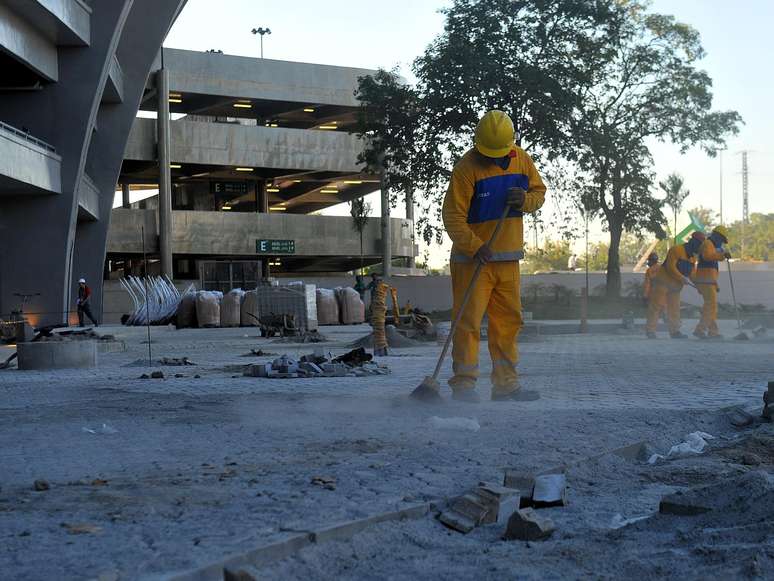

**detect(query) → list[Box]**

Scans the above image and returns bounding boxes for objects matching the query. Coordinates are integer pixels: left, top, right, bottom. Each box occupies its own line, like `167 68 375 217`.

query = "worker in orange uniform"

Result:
643 252 660 301
646 232 705 339
434 110 546 403
692 226 732 339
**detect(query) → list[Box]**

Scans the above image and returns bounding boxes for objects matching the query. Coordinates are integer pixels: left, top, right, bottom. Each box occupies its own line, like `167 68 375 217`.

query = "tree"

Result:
688 205 719 230
349 197 372 273
726 213 774 261
355 0 616 244
571 2 742 297
660 173 690 245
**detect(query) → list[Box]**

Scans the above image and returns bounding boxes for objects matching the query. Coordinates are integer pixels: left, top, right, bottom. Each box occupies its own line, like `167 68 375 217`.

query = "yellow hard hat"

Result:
474 110 515 158
713 225 729 241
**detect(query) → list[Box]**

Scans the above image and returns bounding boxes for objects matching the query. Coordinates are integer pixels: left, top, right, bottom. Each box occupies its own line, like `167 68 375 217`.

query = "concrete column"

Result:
156 68 173 278
405 189 416 269
256 179 268 213
122 183 131 209
380 173 392 277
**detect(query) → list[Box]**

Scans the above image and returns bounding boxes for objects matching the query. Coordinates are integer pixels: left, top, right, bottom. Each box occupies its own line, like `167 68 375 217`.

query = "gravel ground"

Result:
0 321 771 580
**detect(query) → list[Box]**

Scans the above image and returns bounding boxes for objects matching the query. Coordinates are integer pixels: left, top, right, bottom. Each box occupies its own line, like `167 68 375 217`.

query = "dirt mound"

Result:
350 325 424 349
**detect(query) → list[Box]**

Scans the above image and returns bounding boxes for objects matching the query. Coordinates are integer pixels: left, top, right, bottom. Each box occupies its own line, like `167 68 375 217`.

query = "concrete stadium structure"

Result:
108 48 416 285
0 0 187 327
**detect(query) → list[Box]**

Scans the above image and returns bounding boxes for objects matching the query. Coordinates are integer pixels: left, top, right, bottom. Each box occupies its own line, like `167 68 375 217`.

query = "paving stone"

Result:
449 493 492 525
439 510 476 534
531 473 568 508
475 482 521 524
503 508 556 541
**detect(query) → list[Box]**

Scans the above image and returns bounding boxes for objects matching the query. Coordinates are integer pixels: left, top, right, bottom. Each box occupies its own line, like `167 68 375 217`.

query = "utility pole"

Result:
740 150 750 259
251 27 271 58
718 149 725 225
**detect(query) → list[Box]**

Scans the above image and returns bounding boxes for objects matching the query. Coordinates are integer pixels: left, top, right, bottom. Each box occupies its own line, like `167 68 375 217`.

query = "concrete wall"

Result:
160 48 375 107
100 267 774 324
124 118 363 172
107 209 414 257
0 124 62 194
0 2 59 80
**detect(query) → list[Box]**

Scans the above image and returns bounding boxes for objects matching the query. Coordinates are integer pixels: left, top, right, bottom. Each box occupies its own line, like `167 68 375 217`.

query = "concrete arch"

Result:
0 0 186 326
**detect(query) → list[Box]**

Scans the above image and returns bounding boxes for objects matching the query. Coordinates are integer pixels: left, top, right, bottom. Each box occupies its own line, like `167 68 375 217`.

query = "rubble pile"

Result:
243 347 389 379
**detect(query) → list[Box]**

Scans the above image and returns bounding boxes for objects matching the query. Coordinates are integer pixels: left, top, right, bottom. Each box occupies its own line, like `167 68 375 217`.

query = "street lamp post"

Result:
251 27 271 58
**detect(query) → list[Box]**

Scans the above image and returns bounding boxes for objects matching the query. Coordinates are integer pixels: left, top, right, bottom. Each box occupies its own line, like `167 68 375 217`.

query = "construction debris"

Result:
121 276 191 326
531 473 568 508
503 508 556 541
33 479 50 491
439 482 520 533
159 357 195 366
243 348 389 379
271 329 328 343
311 476 336 490
763 381 774 422
647 431 715 463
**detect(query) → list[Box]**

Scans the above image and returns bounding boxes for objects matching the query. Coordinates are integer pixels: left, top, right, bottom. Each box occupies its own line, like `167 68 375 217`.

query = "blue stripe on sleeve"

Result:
467 173 528 224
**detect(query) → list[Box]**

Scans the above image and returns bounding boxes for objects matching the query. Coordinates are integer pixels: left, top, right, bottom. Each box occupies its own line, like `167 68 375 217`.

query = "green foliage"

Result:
522 239 572 274
726 213 774 261
660 173 690 244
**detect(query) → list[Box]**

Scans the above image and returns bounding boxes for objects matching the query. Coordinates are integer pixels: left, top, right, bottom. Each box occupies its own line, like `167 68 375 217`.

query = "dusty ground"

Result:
0 320 772 580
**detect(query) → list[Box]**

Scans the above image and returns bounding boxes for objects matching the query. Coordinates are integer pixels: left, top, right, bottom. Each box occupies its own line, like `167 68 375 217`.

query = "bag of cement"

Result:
195 291 221 328
176 289 197 328
240 290 259 326
336 287 365 324
316 288 339 325
221 289 244 327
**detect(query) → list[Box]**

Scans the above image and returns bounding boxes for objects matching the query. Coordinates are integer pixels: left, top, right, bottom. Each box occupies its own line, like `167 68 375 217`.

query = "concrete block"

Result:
321 363 347 377
299 361 323 375
17 340 97 370
244 364 271 377
439 510 476 534
532 473 568 508
504 508 556 541
450 493 491 525
476 482 521 524
97 340 126 354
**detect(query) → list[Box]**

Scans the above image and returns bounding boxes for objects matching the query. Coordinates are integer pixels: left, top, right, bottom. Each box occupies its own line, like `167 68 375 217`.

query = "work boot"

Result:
646 332 657 339
452 388 481 403
492 388 540 402
693 330 707 339
670 332 687 339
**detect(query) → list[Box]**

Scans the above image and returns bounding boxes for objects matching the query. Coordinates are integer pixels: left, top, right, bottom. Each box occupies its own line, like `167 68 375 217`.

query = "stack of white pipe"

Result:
120 275 193 326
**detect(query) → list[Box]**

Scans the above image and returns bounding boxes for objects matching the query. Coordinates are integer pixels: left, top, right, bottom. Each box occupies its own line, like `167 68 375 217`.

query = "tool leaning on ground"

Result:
726 258 750 341
410 202 513 403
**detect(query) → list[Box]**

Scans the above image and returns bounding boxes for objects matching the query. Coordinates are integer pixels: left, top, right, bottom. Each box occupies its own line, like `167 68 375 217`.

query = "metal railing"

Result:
0 121 57 153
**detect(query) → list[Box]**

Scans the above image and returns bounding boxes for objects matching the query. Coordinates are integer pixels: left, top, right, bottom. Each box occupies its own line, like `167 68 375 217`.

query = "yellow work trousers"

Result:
694 283 719 336
449 261 522 394
646 283 682 335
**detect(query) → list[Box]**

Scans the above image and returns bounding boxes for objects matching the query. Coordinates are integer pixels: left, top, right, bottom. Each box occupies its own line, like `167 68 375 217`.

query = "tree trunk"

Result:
605 218 624 298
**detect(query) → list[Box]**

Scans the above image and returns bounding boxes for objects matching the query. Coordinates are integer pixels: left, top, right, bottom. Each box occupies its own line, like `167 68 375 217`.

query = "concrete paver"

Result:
0 321 771 579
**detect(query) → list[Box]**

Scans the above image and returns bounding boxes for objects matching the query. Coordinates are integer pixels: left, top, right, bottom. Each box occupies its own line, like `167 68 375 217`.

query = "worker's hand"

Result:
724 251 732 260
506 187 526 208
474 244 494 264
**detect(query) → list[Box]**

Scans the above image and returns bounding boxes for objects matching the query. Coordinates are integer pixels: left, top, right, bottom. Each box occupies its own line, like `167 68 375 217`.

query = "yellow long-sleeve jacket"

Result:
644 263 661 299
442 147 546 262
693 236 726 285
655 244 696 291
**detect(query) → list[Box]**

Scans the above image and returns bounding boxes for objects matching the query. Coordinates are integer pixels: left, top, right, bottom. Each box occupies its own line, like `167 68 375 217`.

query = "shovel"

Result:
410 203 512 403
726 259 749 341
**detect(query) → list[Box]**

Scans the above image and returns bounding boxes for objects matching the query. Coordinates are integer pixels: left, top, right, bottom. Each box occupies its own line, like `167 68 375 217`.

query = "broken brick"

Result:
439 510 476 534
503 508 556 541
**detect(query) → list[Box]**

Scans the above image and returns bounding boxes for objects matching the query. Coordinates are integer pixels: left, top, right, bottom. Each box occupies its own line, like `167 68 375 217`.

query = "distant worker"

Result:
353 274 366 303
425 109 546 403
692 226 732 339
643 252 660 300
366 272 380 309
568 253 578 271
645 232 705 339
76 278 99 327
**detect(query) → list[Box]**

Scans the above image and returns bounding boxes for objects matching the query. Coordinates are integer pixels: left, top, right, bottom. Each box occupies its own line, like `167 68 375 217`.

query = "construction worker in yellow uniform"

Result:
440 110 546 403
643 252 660 301
646 232 705 339
692 226 731 339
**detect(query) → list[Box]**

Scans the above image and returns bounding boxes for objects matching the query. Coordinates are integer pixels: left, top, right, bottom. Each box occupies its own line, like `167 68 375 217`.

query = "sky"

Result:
162 0 773 266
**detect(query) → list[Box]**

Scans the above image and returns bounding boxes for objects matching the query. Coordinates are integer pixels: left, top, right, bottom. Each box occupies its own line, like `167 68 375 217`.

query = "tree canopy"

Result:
354 0 742 294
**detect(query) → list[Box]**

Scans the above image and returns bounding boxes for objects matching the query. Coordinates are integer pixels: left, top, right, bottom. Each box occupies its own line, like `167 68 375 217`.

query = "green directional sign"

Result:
256 239 295 254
